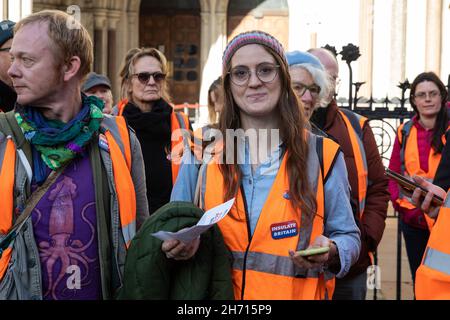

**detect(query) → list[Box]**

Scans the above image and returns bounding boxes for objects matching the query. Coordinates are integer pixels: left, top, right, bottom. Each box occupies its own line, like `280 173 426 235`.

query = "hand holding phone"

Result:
295 246 330 257
385 168 444 207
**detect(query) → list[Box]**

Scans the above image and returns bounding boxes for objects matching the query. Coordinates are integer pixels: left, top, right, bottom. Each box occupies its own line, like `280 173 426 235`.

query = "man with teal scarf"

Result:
0 10 149 300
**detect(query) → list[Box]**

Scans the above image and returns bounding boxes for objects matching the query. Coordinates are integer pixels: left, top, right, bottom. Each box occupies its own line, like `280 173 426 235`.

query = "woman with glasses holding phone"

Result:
116 47 190 215
165 31 361 300
388 72 449 290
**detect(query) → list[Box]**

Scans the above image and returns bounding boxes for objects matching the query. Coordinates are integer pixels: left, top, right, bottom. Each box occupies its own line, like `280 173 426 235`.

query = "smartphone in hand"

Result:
385 168 444 207
295 246 330 257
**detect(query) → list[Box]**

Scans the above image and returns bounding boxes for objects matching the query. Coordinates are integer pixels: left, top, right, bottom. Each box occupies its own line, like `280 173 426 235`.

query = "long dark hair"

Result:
410 72 449 153
219 44 317 223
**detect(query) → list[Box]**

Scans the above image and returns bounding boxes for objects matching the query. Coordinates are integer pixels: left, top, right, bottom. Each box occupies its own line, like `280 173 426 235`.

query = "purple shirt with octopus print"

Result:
31 155 102 300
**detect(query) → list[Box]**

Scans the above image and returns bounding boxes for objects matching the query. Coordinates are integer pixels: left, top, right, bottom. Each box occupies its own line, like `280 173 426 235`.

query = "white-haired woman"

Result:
286 50 331 121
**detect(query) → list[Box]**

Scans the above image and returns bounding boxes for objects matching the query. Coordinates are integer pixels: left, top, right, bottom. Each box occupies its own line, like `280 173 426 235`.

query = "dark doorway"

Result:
140 0 201 107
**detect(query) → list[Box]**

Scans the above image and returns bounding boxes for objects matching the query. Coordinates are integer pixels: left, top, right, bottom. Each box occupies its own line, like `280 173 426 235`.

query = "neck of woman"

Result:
418 116 436 130
240 112 282 171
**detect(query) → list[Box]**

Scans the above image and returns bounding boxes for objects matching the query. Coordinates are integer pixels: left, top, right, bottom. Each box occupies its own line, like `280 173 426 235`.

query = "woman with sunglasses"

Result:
388 72 449 290
164 31 361 300
116 47 190 215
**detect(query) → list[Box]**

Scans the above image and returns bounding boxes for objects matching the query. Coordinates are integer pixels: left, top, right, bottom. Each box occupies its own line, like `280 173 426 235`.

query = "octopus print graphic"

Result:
33 174 98 300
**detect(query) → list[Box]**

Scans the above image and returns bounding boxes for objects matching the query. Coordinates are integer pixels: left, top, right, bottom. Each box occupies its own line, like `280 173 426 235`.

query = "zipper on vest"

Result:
239 185 253 300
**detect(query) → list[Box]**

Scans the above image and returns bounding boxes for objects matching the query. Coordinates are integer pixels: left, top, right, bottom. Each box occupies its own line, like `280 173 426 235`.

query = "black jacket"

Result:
122 99 174 215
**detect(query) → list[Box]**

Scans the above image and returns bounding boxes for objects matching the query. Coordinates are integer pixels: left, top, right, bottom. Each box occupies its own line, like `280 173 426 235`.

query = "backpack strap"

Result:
315 135 341 184
316 135 324 181
399 120 414 175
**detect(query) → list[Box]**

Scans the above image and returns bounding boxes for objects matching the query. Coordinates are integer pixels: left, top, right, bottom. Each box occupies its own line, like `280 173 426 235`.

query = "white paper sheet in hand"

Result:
151 198 235 243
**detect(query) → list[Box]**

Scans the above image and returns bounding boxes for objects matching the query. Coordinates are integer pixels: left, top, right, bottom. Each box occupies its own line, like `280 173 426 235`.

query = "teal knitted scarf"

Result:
15 95 104 170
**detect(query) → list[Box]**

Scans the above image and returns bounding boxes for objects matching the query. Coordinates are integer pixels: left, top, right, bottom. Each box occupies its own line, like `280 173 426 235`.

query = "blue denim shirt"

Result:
171 141 361 278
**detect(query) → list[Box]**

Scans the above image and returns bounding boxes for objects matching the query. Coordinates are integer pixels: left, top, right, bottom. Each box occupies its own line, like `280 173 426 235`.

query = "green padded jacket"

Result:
117 201 234 300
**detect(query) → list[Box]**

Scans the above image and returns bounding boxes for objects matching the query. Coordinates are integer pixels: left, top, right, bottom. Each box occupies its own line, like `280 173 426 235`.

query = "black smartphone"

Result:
385 168 444 207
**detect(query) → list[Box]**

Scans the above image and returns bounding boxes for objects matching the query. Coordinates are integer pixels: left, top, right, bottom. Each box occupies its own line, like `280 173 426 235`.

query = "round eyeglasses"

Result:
413 91 441 100
292 82 321 98
228 63 280 86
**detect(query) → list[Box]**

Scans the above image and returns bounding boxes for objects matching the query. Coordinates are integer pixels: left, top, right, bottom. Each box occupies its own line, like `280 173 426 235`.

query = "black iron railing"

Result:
325 43 450 301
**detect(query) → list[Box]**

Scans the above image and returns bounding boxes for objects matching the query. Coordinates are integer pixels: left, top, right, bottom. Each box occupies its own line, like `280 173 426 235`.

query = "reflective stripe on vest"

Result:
337 110 368 218
115 116 131 170
0 137 16 280
104 130 136 248
415 192 450 299
203 133 339 300
397 122 447 211
422 247 450 276
231 250 335 280
170 111 189 184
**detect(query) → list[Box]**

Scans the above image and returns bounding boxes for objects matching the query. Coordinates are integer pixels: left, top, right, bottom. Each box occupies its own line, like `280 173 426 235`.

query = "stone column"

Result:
425 0 443 73
390 0 407 96
196 0 229 128
216 12 228 52
358 0 374 98
93 11 108 75
200 10 210 77
128 10 139 49
107 11 121 97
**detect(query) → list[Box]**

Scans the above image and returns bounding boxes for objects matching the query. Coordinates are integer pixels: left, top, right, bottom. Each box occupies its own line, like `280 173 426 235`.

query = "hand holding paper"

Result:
152 198 235 244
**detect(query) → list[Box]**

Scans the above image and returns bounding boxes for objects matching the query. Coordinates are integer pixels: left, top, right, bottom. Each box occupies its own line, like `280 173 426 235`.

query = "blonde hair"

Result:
207 77 222 124
15 10 93 79
119 47 171 103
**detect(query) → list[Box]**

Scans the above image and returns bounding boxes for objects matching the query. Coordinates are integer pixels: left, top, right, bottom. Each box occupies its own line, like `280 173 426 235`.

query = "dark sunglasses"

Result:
0 47 11 52
131 72 166 84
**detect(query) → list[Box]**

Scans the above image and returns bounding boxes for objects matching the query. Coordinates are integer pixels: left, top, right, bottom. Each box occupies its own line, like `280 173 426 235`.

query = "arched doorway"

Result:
227 0 289 48
139 0 201 106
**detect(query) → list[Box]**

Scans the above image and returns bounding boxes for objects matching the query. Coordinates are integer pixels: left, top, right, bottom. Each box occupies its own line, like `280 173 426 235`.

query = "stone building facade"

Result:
2 0 449 126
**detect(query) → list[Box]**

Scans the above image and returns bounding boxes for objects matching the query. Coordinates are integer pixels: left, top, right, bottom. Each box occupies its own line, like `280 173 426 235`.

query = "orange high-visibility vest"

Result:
337 109 368 219
415 190 450 299
0 117 136 280
0 137 16 280
203 135 340 300
397 121 449 229
117 99 190 184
